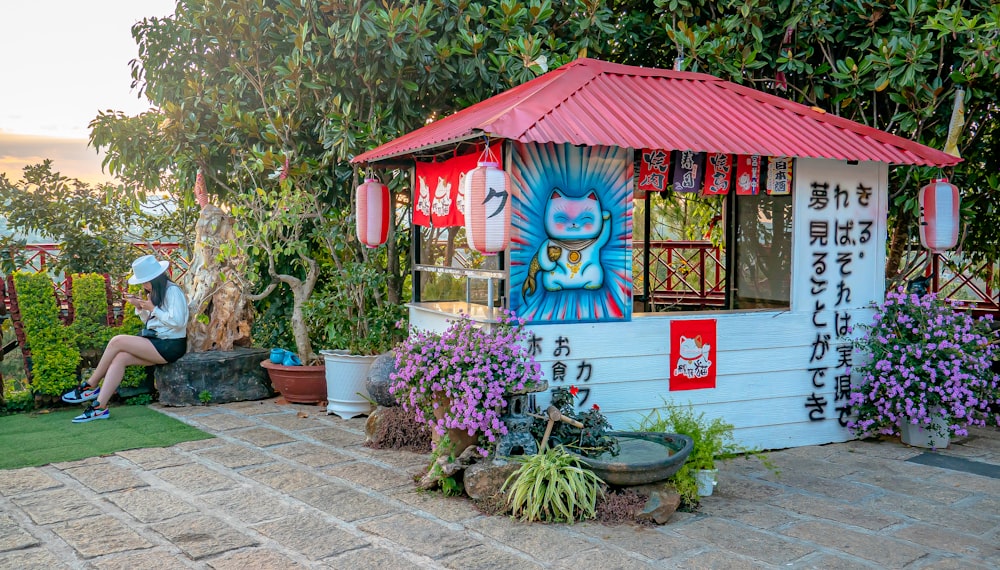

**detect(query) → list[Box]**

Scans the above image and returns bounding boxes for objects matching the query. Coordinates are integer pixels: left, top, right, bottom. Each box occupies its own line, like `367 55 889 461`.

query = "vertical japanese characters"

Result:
804 179 876 424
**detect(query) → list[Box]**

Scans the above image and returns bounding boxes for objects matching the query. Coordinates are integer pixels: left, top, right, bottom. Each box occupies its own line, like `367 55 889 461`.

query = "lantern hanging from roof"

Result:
462 146 512 255
918 178 960 253
355 174 390 248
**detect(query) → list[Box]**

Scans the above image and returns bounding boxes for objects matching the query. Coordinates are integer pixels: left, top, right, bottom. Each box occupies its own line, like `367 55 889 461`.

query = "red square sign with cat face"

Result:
669 319 717 390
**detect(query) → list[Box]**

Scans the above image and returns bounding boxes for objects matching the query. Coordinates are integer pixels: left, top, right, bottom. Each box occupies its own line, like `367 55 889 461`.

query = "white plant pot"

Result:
900 413 950 449
695 468 718 497
321 350 376 419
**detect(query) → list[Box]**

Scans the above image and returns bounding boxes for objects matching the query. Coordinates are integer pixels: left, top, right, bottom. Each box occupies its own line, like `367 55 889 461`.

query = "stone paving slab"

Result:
1 397 997 569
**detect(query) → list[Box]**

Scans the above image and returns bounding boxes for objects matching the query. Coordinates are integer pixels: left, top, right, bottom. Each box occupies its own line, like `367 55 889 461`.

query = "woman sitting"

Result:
61 255 188 422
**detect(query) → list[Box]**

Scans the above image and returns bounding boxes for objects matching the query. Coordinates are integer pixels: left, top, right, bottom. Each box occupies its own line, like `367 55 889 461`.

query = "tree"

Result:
0 161 194 275
89 0 621 361
608 0 1000 282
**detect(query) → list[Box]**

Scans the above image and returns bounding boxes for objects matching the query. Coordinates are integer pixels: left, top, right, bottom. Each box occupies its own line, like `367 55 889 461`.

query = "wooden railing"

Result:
16 243 191 282
897 250 999 317
634 240 726 309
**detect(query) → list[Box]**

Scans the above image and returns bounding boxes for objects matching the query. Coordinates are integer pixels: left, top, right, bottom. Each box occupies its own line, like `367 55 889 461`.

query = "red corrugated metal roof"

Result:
352 58 960 167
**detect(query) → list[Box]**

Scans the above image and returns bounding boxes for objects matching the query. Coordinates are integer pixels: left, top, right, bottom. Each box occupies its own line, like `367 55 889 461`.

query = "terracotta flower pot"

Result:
260 360 326 404
431 395 480 455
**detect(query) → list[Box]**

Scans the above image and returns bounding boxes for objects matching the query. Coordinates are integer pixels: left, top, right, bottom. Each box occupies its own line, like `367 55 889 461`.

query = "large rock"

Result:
365 351 398 407
629 483 682 525
463 460 519 501
155 348 273 406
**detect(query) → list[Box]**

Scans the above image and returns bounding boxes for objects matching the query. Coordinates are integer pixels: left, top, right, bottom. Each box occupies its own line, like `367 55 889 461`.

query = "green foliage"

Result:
638 0 1000 275
305 259 408 355
13 272 80 397
198 390 212 405
502 445 604 524
637 401 776 508
0 161 192 275
124 394 154 406
1 385 35 415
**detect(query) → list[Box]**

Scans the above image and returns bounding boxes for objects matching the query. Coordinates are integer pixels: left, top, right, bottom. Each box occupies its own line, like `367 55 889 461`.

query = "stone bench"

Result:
154 348 274 406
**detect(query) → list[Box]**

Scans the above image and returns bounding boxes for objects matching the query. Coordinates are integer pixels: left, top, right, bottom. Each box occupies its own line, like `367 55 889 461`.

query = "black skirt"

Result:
147 336 187 363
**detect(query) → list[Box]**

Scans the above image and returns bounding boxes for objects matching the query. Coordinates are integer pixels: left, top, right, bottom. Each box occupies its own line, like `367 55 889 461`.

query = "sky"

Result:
0 0 176 185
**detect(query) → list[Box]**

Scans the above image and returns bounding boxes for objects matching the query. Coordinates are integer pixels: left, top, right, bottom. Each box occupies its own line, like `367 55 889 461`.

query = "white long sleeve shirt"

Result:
136 283 188 339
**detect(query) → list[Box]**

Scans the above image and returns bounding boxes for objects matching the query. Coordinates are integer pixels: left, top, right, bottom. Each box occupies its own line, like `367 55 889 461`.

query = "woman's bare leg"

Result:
86 335 165 408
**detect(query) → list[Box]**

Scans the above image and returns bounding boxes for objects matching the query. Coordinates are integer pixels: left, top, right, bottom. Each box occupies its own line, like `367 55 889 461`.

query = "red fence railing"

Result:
634 240 726 309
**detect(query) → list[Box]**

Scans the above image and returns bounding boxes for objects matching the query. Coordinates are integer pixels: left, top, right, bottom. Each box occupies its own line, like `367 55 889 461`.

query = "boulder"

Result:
463 460 520 501
629 483 682 525
365 351 398 407
155 348 273 406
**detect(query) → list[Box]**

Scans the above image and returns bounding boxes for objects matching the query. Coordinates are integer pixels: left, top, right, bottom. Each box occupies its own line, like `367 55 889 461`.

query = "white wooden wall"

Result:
407 159 890 451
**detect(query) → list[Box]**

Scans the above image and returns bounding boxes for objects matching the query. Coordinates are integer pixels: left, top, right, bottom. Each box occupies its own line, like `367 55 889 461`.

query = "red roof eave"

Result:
351 58 961 169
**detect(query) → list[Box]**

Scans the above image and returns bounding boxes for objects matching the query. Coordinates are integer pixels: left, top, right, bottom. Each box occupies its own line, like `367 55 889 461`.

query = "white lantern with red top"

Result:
918 178 960 252
462 148 512 255
355 174 390 248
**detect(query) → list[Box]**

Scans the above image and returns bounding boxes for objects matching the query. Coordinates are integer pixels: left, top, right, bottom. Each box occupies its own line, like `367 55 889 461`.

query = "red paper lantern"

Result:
918 178 960 252
462 160 512 254
355 176 390 248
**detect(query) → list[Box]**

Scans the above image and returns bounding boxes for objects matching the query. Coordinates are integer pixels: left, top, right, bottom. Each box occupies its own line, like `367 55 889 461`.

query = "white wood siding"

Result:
406 159 890 451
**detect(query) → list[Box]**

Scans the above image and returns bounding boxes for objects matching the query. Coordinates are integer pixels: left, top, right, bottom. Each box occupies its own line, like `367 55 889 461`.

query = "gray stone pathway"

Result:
1 398 998 569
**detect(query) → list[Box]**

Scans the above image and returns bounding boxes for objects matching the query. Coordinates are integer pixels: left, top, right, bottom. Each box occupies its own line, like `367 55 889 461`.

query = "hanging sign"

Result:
766 157 793 195
672 150 705 193
702 153 733 195
638 148 671 195
735 155 762 195
669 319 717 390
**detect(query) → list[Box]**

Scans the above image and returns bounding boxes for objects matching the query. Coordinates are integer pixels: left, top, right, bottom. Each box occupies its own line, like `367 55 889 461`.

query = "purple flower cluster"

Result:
389 310 543 456
848 286 1000 439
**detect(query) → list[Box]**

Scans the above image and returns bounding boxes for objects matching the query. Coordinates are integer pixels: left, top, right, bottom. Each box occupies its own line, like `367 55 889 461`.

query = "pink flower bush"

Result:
848 286 1000 439
389 311 543 456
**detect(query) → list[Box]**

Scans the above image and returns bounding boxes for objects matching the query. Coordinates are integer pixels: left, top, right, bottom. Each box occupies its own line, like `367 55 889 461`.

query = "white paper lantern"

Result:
355 176 390 248
462 161 511 255
918 178 960 252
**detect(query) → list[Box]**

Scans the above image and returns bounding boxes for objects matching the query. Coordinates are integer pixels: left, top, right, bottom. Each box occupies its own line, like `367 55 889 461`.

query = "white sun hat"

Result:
128 255 170 285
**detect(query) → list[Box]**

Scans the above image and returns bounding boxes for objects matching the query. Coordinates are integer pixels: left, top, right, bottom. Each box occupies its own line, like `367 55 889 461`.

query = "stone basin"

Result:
571 431 694 486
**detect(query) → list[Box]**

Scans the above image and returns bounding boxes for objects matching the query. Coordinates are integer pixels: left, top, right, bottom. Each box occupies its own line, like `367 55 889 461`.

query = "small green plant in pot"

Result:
501 445 604 523
637 401 773 507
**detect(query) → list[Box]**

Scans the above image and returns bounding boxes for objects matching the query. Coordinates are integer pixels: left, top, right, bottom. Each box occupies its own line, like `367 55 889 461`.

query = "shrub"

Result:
848 287 1000 439
390 311 543 456
13 272 79 397
502 445 604 524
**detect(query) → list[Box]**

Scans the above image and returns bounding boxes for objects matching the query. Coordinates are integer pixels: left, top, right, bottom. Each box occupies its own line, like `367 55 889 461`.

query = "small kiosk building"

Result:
352 58 960 450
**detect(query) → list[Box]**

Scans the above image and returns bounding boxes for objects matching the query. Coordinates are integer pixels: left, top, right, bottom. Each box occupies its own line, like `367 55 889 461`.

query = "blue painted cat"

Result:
523 188 611 298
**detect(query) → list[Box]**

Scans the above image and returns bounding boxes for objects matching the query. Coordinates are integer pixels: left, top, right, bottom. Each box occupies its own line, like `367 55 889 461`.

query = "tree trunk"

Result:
885 209 912 282
185 205 253 351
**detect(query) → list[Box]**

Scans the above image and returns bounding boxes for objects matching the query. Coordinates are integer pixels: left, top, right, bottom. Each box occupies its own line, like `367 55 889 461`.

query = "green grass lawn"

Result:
0 405 214 470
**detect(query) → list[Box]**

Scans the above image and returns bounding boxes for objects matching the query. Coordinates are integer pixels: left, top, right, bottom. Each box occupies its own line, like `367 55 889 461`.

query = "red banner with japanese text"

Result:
637 148 671 196
669 319 717 391
413 144 502 227
735 154 761 195
702 153 733 195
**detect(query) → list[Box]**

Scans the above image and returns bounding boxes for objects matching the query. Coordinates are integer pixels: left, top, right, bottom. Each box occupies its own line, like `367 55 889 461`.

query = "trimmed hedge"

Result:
13 272 79 396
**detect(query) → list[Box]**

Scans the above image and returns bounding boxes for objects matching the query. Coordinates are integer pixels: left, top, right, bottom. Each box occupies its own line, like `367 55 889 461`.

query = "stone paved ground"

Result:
1 398 997 569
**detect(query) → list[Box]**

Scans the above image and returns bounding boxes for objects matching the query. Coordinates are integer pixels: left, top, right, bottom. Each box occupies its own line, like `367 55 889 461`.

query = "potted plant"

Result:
847 286 1000 448
228 168 406 406
307 257 408 418
389 311 544 458
637 401 764 503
